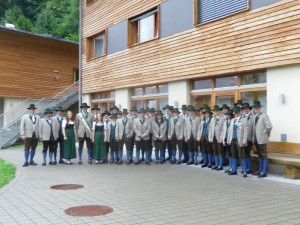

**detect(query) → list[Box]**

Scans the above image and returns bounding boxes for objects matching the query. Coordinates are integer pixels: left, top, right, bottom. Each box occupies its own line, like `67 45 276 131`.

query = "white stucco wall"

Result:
168 80 190 108
267 64 300 143
115 88 130 110
3 97 25 126
82 94 91 108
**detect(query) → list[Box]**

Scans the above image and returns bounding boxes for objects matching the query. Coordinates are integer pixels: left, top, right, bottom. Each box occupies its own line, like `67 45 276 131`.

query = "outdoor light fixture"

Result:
279 94 285 104
54 70 60 80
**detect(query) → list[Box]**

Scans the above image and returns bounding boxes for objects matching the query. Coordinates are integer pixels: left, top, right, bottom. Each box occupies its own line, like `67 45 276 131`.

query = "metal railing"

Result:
0 81 79 149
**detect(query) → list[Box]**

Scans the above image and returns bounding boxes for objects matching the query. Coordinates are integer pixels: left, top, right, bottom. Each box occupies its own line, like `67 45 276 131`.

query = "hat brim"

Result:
27 107 37 109
80 106 90 108
44 111 53 114
252 105 263 108
55 109 65 111
102 112 111 116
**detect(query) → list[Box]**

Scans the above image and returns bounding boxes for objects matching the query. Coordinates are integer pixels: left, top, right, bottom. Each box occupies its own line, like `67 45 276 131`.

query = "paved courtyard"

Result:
1 148 300 225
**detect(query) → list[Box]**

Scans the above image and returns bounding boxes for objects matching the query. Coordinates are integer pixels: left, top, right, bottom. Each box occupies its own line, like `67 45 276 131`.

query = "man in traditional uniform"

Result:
163 104 172 161
102 110 111 162
116 109 133 165
168 108 184 164
52 106 65 164
133 108 152 165
185 106 201 165
252 101 273 178
75 103 93 164
227 106 248 177
39 108 59 166
20 104 40 167
106 114 118 163
242 103 254 174
129 106 138 162
180 104 189 163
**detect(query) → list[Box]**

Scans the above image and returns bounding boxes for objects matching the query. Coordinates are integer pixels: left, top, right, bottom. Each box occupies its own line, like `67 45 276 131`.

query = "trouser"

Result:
182 140 189 161
231 139 245 172
24 133 38 163
212 136 225 167
105 141 110 159
110 139 118 162
166 139 172 159
201 135 212 165
42 138 55 162
54 135 64 161
78 133 93 161
171 135 183 161
118 137 132 162
254 137 268 174
224 140 232 169
136 140 151 162
244 140 253 171
187 136 198 162
154 139 166 161
149 133 153 159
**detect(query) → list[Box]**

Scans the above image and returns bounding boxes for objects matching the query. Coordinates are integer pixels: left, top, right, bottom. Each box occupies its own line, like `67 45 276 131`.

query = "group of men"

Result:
20 99 273 178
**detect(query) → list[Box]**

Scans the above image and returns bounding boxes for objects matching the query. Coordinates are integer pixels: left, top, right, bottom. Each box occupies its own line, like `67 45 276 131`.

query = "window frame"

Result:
194 0 250 26
91 91 115 113
86 30 107 60
86 0 98 6
128 7 160 47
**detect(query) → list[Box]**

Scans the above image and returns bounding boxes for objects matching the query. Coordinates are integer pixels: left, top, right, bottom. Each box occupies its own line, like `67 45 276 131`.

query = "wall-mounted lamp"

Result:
279 94 285 104
54 70 60 80
174 101 179 108
117 104 122 110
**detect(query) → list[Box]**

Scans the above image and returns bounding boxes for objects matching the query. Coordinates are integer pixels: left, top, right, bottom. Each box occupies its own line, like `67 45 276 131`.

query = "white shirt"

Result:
62 119 75 128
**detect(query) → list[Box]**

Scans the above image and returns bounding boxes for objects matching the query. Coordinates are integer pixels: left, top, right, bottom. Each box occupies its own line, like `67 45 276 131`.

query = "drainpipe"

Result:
78 0 82 112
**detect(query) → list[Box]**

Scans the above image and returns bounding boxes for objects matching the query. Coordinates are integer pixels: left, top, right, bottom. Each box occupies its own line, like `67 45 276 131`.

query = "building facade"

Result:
81 0 300 152
0 27 79 126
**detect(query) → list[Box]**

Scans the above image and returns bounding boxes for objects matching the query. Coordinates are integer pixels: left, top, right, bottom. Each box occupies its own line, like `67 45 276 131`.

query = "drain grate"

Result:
51 184 84 190
65 205 113 217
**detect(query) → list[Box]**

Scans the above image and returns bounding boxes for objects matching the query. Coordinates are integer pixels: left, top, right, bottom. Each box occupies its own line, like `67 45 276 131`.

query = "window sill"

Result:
86 54 106 62
128 37 159 48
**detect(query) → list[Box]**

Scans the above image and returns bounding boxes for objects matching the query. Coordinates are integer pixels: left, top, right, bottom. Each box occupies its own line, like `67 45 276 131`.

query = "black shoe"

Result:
155 160 159 164
29 161 37 166
225 169 231 173
126 161 130 165
88 160 92 164
42 162 46 166
78 160 82 165
134 161 140 165
53 161 57 165
23 162 29 167
252 171 261 176
216 167 223 171
110 160 114 164
165 157 170 161
211 166 218 170
194 162 199 166
208 164 212 168
49 162 54 165
177 161 182 165
170 160 176 164
199 159 204 164
59 159 65 164
118 161 123 165
246 170 253 174
187 161 194 165
228 171 237 175
146 161 150 165
130 159 133 163
182 159 188 163
141 158 145 161
159 160 164 164
201 164 207 168
243 173 247 178
258 173 267 178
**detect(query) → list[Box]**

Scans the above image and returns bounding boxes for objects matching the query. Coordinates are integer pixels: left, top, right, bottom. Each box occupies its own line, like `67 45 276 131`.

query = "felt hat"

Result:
233 106 242 113
234 100 243 106
252 101 263 108
213 105 220 111
92 104 100 110
44 108 53 114
172 108 181 114
187 105 196 111
242 103 252 109
138 108 146 113
80 103 90 108
110 113 118 119
101 110 111 116
225 109 234 115
130 106 138 112
121 109 129 114
27 104 37 109
202 107 212 114
55 106 64 112
145 107 151 112
149 108 156 113
117 110 122 115
155 110 164 116
163 104 171 110
169 106 174 111
221 104 230 109
110 105 119 111
181 105 188 110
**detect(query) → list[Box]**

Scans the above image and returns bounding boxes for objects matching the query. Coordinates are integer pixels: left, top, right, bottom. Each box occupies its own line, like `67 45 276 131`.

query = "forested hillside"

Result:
0 0 79 42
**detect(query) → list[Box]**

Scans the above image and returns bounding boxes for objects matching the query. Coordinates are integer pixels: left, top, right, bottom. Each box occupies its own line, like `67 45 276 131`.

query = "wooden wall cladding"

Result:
0 30 79 98
82 0 300 94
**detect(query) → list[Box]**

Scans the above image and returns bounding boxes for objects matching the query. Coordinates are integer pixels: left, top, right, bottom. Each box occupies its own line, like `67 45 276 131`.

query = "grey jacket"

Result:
168 117 184 140
20 114 40 138
133 117 151 141
184 116 201 140
152 120 167 141
75 112 93 138
252 112 273 144
115 117 133 139
227 117 248 147
38 117 59 141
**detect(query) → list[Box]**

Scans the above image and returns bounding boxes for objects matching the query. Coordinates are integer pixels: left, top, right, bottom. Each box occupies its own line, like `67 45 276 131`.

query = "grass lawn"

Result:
0 158 16 189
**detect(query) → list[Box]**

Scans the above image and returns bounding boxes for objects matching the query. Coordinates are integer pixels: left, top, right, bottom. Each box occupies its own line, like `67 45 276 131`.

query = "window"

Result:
242 72 267 85
215 76 238 88
86 0 98 5
193 79 212 90
128 8 159 46
131 84 168 110
241 90 267 113
195 0 249 25
73 68 79 82
87 31 106 59
91 91 115 113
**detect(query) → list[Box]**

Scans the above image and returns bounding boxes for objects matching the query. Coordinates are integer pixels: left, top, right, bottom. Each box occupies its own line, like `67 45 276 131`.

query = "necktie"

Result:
255 116 259 125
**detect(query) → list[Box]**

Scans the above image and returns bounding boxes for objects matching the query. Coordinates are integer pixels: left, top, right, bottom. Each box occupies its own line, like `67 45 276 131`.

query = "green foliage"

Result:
0 158 16 189
1 0 79 42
